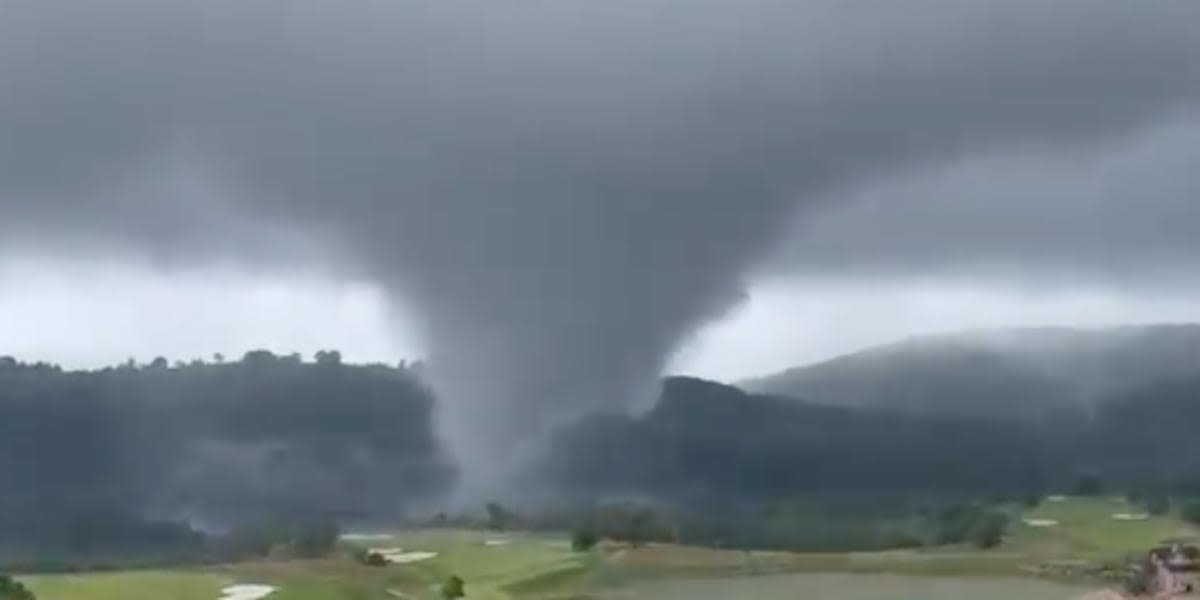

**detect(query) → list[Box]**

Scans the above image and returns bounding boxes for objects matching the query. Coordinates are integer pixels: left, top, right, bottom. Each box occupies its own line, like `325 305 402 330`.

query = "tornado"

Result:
0 0 1196 497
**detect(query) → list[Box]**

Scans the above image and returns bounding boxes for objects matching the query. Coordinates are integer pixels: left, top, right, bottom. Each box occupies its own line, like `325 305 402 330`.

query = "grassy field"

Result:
24 571 226 600
342 529 591 600
1004 496 1195 558
20 498 1188 600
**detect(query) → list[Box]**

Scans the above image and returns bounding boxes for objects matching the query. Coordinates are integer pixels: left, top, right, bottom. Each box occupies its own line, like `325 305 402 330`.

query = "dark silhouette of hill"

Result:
545 376 1057 502
0 352 454 541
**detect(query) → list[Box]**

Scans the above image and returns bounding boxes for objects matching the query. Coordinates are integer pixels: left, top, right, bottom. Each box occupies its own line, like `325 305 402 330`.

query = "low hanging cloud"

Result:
1 0 1198 492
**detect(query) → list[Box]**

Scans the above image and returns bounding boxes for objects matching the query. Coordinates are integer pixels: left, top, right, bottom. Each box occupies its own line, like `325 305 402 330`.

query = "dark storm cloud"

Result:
2 0 1199 491
774 113 1200 288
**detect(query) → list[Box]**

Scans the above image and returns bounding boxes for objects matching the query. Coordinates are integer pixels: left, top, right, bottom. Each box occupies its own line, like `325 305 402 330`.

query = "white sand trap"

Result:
1023 518 1060 527
1047 495 1067 502
484 539 511 547
368 547 438 564
1112 513 1150 521
385 551 437 564
342 533 395 541
219 585 276 600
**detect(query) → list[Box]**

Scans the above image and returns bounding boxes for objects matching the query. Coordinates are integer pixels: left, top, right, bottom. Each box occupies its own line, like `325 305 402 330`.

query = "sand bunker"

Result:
342 533 395 541
368 548 439 564
387 551 438 564
219 585 276 600
1047 495 1067 502
1111 513 1150 520
484 539 511 547
1023 518 1060 527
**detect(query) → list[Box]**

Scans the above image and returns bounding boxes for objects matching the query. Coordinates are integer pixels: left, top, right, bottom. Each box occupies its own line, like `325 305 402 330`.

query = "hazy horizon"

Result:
5 258 1200 382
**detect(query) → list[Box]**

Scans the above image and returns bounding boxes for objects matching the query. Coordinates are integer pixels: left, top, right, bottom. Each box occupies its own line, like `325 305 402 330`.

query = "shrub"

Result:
571 528 598 552
970 511 1009 549
1145 494 1170 516
349 547 388 567
879 530 925 550
440 575 465 599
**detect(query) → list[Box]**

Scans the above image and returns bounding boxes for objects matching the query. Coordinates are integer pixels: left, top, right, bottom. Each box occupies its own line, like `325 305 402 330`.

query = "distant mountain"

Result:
740 324 1200 420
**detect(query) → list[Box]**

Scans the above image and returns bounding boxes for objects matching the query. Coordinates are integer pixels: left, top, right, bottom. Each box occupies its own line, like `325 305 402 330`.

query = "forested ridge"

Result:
3 335 1200 563
0 351 451 565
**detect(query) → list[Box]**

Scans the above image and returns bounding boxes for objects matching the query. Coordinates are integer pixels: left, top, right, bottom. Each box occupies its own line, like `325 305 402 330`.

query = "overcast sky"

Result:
6 259 1200 382
2 0 1198 481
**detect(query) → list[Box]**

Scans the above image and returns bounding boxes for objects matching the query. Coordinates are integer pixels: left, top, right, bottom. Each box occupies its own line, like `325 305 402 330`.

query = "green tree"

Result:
291 520 340 558
1180 500 1200 525
315 350 343 366
1072 473 1104 496
627 509 656 547
0 575 36 600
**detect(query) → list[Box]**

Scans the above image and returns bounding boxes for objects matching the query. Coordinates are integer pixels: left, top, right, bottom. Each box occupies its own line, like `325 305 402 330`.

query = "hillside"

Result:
0 352 454 562
545 376 1058 504
740 324 1200 419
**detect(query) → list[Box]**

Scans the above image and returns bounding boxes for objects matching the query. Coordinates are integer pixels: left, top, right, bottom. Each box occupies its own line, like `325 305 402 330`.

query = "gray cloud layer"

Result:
2 0 1199 491
778 113 1200 288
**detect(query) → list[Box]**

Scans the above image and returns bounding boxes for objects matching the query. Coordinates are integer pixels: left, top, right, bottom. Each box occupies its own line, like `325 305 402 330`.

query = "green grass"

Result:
21 560 424 600
23 505 1177 600
1006 496 1193 557
24 571 226 600
341 529 590 600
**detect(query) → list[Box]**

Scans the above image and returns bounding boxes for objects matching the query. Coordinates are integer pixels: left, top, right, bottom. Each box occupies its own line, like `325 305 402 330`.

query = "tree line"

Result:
5 355 1200 562
0 352 451 567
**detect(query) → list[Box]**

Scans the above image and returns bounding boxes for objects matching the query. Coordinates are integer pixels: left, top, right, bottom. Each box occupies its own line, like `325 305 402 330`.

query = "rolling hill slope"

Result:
740 324 1200 420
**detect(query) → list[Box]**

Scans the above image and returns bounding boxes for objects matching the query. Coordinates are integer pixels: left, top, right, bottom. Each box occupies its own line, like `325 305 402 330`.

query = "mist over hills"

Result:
740 323 1200 419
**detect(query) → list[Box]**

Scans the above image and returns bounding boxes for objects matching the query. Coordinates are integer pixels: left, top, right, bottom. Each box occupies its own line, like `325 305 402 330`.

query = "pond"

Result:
605 572 1090 600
